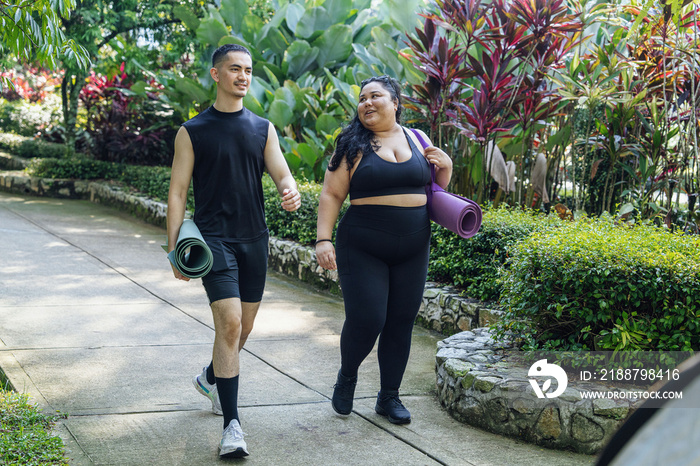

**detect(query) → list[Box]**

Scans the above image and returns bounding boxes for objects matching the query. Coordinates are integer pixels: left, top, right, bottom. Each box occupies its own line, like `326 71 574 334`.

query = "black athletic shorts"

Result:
201 233 269 304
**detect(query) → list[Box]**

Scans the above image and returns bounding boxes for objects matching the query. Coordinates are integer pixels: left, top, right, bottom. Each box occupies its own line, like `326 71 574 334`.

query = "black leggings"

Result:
335 204 431 391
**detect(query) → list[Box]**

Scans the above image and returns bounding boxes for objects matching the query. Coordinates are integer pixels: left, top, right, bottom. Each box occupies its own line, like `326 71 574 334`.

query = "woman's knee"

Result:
344 313 385 340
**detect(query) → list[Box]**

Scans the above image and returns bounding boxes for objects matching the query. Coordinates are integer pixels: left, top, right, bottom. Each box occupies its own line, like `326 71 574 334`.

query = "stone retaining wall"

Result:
267 238 342 295
436 329 641 455
2 164 626 454
267 236 502 332
0 172 169 228
0 169 491 334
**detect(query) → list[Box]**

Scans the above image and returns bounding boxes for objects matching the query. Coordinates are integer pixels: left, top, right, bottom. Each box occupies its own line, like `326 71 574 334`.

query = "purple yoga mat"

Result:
428 188 482 238
411 129 482 238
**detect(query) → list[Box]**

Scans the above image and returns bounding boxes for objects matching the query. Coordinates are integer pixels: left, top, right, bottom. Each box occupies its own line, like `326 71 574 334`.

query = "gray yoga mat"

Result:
162 219 213 279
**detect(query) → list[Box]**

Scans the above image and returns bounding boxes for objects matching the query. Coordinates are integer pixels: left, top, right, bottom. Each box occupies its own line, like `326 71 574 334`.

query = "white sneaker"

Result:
219 419 249 458
192 367 223 415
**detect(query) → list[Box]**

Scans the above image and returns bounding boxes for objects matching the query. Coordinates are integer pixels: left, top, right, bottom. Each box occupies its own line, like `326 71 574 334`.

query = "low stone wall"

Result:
0 170 489 334
87 182 169 228
0 173 169 228
4 167 627 454
267 236 501 332
436 329 641 455
267 238 341 295
419 284 503 335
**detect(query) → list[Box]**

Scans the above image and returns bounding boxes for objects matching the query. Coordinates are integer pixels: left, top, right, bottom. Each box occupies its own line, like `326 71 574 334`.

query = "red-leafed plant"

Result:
0 67 63 103
78 63 175 166
401 16 474 147
620 3 699 218
403 0 582 203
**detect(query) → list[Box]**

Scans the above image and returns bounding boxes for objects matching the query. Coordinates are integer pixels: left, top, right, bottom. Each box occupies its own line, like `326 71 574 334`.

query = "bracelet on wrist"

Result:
314 239 332 246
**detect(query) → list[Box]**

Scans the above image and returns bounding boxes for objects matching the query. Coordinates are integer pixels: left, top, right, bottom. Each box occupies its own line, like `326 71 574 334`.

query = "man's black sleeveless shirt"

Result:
182 106 269 242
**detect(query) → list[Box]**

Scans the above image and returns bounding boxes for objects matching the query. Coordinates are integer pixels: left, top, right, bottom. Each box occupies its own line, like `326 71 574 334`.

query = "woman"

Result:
315 75 452 424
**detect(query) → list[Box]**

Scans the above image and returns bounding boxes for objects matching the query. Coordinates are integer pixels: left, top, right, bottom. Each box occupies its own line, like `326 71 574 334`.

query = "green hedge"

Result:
263 175 349 246
26 147 700 353
0 133 72 159
496 218 700 352
429 207 563 302
15 139 66 159
119 165 173 202
27 157 122 180
25 157 191 209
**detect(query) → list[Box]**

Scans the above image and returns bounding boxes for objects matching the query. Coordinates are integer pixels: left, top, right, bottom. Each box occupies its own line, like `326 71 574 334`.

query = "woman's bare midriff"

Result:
350 193 427 207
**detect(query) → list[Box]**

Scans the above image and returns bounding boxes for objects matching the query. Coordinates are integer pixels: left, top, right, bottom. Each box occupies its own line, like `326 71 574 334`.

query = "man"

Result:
167 43 301 458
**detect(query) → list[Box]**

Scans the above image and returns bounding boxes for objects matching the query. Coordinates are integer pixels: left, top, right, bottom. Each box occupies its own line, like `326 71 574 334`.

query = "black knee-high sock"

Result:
206 362 216 385
216 375 240 429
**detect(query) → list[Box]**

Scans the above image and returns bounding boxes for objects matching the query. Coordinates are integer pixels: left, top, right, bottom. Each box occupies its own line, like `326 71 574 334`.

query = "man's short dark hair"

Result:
212 44 252 68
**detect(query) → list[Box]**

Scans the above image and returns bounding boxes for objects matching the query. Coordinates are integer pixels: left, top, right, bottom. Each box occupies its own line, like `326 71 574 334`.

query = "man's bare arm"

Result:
167 126 195 280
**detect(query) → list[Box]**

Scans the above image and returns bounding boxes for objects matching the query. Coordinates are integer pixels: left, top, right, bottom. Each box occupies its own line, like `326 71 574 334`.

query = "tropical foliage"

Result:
158 0 423 180
402 0 583 205
2 2 699 233
76 64 176 165
0 0 89 90
46 0 197 152
4 0 698 232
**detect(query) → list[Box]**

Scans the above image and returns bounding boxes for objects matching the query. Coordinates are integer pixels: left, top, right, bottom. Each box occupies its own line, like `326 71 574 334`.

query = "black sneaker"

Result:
331 370 357 415
375 390 411 424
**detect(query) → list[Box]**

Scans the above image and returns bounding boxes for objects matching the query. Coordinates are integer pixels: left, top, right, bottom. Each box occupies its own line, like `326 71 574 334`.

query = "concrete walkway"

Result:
0 191 594 465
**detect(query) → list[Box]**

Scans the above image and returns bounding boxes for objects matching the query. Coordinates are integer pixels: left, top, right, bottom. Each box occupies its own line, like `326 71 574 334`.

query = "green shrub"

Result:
0 132 26 152
26 157 122 180
0 132 75 159
263 176 348 245
428 207 563 302
26 157 186 208
0 390 67 465
119 165 173 202
496 218 700 352
0 95 61 137
16 138 66 159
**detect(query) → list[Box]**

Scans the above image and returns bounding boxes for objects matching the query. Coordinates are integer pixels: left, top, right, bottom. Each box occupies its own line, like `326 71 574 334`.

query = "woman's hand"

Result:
424 145 453 189
424 146 452 170
315 241 337 271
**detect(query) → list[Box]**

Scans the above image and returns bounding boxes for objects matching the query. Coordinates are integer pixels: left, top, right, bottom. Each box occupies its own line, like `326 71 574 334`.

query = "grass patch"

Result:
0 390 68 465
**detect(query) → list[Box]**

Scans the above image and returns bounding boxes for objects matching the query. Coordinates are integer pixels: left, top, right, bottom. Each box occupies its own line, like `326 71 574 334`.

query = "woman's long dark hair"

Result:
328 75 404 172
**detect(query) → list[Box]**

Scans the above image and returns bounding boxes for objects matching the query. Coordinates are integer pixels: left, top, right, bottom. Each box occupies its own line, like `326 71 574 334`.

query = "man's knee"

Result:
211 299 243 344
242 318 254 335
217 316 243 350
240 301 260 337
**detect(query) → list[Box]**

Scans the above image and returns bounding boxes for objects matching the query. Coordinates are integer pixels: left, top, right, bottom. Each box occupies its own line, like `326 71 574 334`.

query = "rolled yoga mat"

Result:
162 219 213 279
428 190 482 238
409 127 482 238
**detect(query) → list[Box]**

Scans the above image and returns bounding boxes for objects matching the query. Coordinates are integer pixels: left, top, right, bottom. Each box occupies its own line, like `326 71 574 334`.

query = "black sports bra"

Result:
349 128 431 200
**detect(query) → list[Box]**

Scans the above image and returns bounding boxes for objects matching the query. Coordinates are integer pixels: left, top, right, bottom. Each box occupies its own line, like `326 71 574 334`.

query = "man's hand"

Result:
281 188 301 212
170 261 190 281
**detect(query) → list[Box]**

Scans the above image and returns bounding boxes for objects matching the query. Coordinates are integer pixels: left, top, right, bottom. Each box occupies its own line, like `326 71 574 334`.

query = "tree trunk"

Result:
61 68 87 156
577 114 593 213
